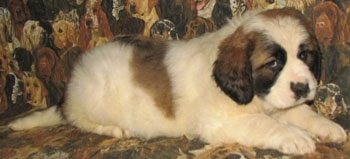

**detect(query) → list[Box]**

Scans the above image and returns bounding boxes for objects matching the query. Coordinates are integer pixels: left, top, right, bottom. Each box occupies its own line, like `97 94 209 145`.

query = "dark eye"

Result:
266 59 278 68
298 51 308 61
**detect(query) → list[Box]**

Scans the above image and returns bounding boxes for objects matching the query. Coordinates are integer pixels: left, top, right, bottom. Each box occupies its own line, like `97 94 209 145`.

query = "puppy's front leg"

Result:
276 104 347 143
203 114 315 155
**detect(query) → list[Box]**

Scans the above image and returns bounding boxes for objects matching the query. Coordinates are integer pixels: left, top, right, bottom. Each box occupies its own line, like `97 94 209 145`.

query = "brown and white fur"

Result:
8 8 347 155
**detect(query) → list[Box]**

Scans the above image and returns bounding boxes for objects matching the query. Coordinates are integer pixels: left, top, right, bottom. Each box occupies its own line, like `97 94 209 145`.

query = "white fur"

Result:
8 106 65 130
9 9 347 155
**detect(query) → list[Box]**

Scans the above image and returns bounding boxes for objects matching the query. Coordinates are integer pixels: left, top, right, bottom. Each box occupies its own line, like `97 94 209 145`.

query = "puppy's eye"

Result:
267 60 278 68
58 28 63 33
298 51 308 61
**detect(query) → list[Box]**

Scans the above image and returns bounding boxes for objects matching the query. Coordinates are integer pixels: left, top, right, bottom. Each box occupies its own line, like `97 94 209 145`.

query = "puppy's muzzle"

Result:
291 82 310 100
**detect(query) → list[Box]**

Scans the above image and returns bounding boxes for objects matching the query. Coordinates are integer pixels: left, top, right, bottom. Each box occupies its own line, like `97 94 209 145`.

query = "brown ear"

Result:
213 27 255 105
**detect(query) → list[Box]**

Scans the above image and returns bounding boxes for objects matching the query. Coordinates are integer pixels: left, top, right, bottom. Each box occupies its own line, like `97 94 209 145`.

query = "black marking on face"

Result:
297 43 322 82
253 43 286 96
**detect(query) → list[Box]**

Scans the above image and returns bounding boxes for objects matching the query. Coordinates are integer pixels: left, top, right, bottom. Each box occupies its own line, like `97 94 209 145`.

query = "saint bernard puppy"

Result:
9 8 347 155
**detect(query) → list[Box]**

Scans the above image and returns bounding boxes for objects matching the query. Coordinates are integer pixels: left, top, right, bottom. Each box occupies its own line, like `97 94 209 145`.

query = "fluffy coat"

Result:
9 8 347 155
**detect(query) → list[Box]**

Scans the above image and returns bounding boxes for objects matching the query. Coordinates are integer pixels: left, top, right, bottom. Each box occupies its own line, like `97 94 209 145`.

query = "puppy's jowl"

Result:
9 8 347 155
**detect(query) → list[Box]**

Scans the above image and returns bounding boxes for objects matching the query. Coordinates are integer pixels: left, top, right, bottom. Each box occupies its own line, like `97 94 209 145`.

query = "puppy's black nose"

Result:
291 82 310 100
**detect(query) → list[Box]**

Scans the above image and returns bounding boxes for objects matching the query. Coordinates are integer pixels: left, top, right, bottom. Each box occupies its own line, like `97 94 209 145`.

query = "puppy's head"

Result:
214 8 321 109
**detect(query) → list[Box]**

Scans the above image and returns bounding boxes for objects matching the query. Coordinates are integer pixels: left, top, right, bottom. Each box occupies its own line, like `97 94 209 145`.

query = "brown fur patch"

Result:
213 27 256 104
119 35 175 118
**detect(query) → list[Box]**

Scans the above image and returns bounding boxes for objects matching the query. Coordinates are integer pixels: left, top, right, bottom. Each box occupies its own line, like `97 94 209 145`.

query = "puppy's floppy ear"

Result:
213 27 255 105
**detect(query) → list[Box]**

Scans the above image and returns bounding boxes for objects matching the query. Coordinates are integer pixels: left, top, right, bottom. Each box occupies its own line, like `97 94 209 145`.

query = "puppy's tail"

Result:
8 106 66 130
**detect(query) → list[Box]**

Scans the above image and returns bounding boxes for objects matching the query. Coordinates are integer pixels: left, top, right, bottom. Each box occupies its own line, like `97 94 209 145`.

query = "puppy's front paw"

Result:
264 125 315 155
307 117 347 143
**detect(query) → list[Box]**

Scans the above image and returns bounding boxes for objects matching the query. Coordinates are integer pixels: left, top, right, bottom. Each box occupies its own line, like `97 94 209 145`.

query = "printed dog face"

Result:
21 20 47 52
23 75 48 108
52 20 77 49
